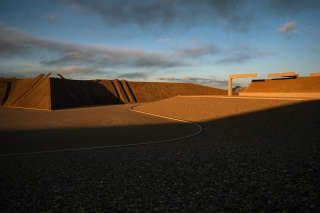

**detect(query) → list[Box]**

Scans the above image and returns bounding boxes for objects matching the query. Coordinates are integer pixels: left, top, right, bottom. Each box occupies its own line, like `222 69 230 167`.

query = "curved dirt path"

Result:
0 104 201 157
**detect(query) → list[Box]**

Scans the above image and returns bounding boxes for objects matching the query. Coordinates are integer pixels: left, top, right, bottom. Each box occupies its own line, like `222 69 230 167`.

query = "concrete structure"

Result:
228 73 257 96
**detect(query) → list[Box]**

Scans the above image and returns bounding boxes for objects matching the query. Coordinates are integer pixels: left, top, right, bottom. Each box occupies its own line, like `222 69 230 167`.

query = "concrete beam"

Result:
267 72 298 78
230 73 257 78
228 76 233 96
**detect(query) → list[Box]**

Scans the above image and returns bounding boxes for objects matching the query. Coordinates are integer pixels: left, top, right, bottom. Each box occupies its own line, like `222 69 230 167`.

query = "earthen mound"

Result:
0 74 226 110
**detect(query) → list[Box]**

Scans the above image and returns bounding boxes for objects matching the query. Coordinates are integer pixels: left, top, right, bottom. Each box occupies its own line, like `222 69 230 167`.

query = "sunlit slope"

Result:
245 76 320 93
1 75 226 110
126 81 226 102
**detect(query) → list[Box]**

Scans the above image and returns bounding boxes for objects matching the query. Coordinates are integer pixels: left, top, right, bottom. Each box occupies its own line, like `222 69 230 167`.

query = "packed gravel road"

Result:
1 96 320 212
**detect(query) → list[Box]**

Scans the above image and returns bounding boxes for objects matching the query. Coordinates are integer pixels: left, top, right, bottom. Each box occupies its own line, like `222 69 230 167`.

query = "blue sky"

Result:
0 0 319 88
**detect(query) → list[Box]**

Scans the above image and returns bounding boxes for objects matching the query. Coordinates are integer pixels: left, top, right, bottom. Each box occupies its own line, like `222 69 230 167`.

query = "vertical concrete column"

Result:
228 75 232 96
228 73 257 97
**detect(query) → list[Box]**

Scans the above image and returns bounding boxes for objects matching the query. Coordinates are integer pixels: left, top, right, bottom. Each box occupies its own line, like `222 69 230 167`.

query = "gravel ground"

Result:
1 97 320 212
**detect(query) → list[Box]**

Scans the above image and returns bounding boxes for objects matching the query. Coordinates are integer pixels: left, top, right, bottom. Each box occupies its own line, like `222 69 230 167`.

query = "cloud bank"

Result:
216 47 274 65
65 0 320 32
0 26 274 80
66 0 254 31
118 72 148 79
0 27 186 69
174 45 220 58
158 76 227 88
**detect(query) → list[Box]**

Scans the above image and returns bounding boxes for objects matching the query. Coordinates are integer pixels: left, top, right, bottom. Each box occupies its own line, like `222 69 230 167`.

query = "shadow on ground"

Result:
0 100 320 212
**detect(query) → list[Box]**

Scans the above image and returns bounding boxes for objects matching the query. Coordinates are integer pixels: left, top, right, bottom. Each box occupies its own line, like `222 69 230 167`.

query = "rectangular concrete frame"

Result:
238 92 320 99
228 73 257 96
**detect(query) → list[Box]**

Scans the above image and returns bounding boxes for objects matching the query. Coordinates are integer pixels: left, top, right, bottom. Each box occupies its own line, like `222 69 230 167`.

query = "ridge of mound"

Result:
0 75 226 110
126 81 226 102
3 74 51 110
50 78 123 110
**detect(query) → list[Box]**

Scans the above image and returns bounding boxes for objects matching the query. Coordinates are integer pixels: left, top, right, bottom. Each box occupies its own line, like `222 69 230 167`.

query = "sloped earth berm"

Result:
0 75 227 110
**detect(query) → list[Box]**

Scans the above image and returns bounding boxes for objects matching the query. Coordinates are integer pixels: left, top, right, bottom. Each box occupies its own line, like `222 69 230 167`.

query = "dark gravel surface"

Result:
1 99 320 212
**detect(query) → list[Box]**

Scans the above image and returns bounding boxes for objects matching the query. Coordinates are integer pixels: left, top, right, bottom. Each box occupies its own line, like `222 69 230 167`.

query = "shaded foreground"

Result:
0 97 320 212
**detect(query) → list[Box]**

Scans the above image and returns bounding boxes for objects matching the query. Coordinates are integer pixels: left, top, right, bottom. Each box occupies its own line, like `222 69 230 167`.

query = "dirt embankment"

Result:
245 76 320 93
1 75 226 110
50 79 226 109
127 81 226 102
50 78 123 110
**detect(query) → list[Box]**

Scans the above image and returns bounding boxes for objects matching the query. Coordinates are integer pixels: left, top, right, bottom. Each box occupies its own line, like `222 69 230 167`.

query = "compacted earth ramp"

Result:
1 74 226 110
3 74 51 110
126 81 226 102
240 76 320 98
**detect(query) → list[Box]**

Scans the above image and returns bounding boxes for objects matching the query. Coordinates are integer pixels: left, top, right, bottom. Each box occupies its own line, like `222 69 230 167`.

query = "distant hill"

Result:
0 74 226 110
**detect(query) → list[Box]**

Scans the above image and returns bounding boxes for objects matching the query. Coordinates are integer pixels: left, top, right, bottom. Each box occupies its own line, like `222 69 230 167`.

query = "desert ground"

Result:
1 96 320 211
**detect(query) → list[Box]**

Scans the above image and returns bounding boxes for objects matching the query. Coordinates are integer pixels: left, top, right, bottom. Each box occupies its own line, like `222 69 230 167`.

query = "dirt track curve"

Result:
1 96 320 212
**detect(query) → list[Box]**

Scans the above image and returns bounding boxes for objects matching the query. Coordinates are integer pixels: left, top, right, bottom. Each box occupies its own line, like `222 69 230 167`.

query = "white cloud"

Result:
158 76 228 88
156 37 171 43
45 14 57 22
0 26 187 69
53 66 91 74
277 22 299 39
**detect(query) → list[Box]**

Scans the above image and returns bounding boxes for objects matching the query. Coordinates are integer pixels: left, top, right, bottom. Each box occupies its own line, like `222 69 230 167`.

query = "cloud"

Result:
0 63 106 79
63 0 320 33
216 53 251 64
278 22 296 32
66 0 254 31
0 26 187 69
158 76 227 88
174 44 221 58
45 14 57 22
53 66 92 74
216 47 274 65
277 22 299 39
0 27 82 58
156 38 171 43
118 72 148 79
269 0 320 14
158 77 179 81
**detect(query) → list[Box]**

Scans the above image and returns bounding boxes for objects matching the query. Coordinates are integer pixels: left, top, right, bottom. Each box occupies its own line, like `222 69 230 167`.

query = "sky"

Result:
0 0 319 89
